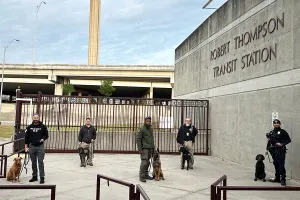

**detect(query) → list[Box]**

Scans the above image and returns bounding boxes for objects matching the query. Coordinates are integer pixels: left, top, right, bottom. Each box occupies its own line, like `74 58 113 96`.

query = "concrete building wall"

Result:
174 0 300 180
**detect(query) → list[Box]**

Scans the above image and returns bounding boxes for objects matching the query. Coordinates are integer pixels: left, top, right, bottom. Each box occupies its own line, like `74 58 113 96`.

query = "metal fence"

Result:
15 90 209 155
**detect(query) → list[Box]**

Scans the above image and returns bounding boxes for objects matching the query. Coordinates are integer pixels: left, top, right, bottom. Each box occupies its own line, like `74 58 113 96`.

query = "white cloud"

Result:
0 0 225 65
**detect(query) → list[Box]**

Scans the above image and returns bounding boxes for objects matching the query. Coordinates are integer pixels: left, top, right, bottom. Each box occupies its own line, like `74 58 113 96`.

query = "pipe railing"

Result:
211 175 227 200
96 174 135 200
0 185 56 200
216 186 300 200
0 138 25 178
0 155 7 178
135 184 150 200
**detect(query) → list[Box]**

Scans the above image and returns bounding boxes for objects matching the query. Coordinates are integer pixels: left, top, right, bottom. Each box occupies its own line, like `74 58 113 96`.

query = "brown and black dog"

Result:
152 148 165 181
7 157 22 182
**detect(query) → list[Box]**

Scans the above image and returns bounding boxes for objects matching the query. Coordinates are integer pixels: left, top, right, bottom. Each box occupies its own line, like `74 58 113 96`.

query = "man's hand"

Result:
139 150 144 155
276 143 282 147
40 139 44 143
25 147 29 153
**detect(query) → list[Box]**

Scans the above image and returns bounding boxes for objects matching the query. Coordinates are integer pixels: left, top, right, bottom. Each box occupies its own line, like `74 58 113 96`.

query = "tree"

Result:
98 80 116 97
63 84 75 95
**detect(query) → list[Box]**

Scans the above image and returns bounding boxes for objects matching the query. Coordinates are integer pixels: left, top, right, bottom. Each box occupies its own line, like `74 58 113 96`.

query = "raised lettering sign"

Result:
210 12 284 78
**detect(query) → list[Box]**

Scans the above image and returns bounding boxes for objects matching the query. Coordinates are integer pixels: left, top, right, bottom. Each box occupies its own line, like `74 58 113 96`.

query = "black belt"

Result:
31 143 42 147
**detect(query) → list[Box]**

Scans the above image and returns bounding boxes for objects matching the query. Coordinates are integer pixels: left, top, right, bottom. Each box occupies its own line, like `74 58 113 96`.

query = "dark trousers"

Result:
29 144 45 178
139 148 153 178
271 151 286 182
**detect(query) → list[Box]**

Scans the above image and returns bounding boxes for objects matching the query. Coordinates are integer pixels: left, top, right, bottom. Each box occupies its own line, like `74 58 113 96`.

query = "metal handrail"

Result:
96 174 135 200
0 137 24 147
0 138 25 157
136 184 150 200
0 138 25 178
0 155 7 178
211 175 227 200
216 185 300 200
0 184 56 200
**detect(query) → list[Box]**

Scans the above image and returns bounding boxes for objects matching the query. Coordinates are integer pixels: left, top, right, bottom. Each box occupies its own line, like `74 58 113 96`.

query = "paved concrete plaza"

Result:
0 152 300 200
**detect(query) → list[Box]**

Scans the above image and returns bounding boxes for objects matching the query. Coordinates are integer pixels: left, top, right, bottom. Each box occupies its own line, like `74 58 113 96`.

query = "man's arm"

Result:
193 126 198 136
136 128 142 151
176 127 181 144
281 130 291 146
42 125 49 141
92 127 96 140
25 127 30 150
266 139 271 150
192 127 198 143
78 127 83 142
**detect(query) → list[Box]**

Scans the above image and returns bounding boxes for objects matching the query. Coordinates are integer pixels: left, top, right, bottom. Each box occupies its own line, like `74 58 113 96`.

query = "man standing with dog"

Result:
265 119 291 186
78 118 96 167
24 113 49 184
136 116 155 182
177 117 198 169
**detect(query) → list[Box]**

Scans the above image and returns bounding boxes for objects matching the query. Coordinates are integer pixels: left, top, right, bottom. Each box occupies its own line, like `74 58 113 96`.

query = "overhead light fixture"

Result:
202 0 217 9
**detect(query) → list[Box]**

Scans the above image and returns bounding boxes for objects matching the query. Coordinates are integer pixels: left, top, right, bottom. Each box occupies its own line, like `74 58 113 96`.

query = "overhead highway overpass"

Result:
1 64 174 98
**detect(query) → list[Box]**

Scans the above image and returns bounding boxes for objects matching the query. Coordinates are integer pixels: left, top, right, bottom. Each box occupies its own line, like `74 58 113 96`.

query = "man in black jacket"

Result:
176 117 198 169
25 114 49 184
266 119 291 186
78 118 96 167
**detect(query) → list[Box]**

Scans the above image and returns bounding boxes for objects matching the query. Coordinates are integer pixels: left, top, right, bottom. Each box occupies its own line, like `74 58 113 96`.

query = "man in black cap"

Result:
136 116 155 182
265 119 291 186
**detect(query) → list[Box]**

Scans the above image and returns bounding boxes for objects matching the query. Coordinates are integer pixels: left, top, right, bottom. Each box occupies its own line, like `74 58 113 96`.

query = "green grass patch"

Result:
0 125 14 138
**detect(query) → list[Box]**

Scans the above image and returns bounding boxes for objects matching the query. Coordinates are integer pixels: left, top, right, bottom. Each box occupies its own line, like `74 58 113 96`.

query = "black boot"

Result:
29 176 38 182
269 177 280 183
40 177 45 184
139 177 146 182
145 175 153 180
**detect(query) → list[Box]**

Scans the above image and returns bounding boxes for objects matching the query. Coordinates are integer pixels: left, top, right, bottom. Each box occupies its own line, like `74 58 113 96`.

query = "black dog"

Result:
254 154 266 182
179 146 191 170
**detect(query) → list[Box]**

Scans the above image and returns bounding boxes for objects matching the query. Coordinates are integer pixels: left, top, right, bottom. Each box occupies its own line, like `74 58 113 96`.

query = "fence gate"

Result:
15 90 209 155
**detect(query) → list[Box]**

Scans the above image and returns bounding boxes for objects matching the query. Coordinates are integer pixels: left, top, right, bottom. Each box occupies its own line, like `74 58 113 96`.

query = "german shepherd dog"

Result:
180 146 191 170
152 148 165 181
254 154 266 182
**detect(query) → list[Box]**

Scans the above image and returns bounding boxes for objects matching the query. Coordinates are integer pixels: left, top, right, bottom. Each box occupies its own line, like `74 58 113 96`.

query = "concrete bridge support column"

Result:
143 87 153 99
54 84 63 95
53 77 70 95
149 86 153 98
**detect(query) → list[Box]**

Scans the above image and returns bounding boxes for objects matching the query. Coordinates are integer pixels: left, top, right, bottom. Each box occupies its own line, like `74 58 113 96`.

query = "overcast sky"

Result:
0 0 226 65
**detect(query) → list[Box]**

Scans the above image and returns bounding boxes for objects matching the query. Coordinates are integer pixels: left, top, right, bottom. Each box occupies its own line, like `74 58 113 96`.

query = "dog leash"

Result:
266 153 273 163
148 150 154 177
20 152 30 175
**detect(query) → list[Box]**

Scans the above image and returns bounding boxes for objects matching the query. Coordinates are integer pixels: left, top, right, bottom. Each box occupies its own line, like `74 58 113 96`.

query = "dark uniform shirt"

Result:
25 121 49 146
136 124 155 151
176 124 198 145
266 127 291 150
183 126 193 141
78 125 96 143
